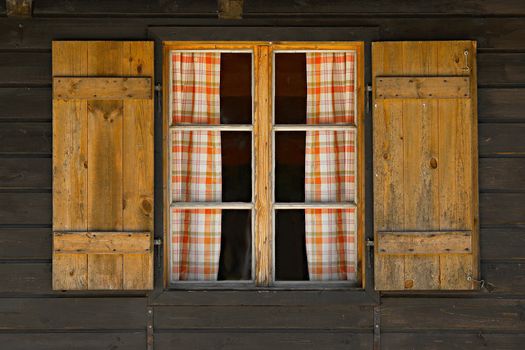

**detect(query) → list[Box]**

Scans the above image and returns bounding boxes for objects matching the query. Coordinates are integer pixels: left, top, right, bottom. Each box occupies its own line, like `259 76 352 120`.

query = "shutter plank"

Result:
377 231 472 254
87 100 123 231
373 42 406 290
53 253 87 290
123 253 153 290
88 254 123 290
53 232 151 254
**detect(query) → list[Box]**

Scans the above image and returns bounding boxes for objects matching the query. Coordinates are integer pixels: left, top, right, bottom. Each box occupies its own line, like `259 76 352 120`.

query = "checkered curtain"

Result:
170 52 222 281
305 52 357 281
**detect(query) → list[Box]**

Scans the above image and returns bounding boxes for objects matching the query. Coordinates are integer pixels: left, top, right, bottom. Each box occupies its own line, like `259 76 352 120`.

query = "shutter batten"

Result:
52 41 154 290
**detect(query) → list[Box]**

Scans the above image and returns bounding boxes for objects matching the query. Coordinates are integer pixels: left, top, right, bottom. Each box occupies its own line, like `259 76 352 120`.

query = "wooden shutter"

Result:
372 41 478 290
52 41 154 290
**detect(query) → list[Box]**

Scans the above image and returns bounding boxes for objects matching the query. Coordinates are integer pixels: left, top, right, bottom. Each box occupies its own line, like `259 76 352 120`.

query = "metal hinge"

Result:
154 238 162 246
366 238 374 269
366 84 373 115
154 83 162 92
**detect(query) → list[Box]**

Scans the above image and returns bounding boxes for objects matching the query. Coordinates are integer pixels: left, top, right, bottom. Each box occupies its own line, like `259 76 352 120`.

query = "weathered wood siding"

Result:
0 1 524 349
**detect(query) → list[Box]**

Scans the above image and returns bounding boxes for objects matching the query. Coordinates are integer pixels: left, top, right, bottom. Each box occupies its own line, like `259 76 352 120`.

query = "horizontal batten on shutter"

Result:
53 232 152 254
375 76 470 99
53 77 152 100
377 231 472 255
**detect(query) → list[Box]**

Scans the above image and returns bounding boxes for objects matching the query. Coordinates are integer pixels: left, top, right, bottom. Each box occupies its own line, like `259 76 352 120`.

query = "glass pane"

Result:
275 210 309 281
171 131 251 203
275 130 357 203
275 131 305 202
275 209 358 282
220 53 252 124
274 53 306 124
170 209 252 282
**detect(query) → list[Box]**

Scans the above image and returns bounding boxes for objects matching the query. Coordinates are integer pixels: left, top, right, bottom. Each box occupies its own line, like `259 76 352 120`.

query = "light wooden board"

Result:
52 41 154 290
53 232 151 254
377 231 472 254
53 77 152 100
372 41 478 291
375 76 470 99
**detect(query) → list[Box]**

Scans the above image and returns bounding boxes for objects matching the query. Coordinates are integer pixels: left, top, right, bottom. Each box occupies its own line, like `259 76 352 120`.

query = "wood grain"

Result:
373 41 478 290
53 77 152 100
375 76 470 99
53 232 151 254
52 41 154 290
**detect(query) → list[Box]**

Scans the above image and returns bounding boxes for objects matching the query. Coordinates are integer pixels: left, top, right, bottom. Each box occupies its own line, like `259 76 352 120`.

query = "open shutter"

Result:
372 41 479 290
52 41 154 290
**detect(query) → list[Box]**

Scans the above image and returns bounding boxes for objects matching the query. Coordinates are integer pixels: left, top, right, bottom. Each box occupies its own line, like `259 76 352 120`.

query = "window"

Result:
163 42 364 288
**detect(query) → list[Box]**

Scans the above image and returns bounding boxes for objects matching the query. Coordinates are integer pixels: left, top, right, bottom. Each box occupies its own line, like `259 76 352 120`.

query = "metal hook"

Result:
462 50 470 73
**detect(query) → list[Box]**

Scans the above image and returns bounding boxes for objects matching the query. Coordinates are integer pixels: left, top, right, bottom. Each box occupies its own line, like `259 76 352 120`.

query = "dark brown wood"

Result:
0 333 146 350
481 262 525 294
0 228 51 260
0 263 50 294
479 158 525 191
382 333 525 350
381 298 525 331
0 298 146 329
245 0 525 15
0 193 51 225
0 52 50 85
154 305 374 329
481 228 525 260
0 122 51 154
480 193 525 226
0 88 51 121
0 158 51 189
479 123 525 156
156 332 372 350
478 89 525 122
478 53 525 86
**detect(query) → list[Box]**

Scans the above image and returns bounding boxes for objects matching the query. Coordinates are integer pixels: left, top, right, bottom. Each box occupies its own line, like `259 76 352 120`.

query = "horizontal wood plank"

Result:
377 231 472 254
381 298 525 331
382 333 525 350
0 298 146 330
0 193 51 225
0 52 51 86
478 88 525 122
154 305 373 330
480 158 525 192
53 232 151 254
479 123 525 156
0 158 51 189
480 193 525 227
375 76 470 99
481 228 525 260
0 333 146 350
53 77 152 100
156 332 372 350
0 228 51 260
479 53 525 86
0 122 51 154
0 88 51 121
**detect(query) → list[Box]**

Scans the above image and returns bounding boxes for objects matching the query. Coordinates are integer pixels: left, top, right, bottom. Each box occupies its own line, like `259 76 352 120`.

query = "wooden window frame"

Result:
162 41 365 289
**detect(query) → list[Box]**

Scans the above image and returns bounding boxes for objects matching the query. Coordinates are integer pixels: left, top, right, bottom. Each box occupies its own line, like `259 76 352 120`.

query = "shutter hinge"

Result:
154 83 162 92
153 238 162 246
366 238 374 269
366 84 373 115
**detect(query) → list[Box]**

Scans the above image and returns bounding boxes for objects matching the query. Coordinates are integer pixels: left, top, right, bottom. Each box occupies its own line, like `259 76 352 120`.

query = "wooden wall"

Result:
0 1 524 349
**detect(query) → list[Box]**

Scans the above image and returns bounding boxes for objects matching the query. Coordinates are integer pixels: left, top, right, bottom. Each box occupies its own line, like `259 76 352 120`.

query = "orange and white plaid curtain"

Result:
305 52 357 281
170 52 222 281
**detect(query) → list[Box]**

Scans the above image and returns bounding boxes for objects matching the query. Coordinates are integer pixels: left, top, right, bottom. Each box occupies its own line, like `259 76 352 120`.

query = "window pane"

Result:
220 53 252 124
170 209 252 282
171 131 251 202
275 131 305 202
275 130 356 203
274 53 307 124
275 210 309 281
